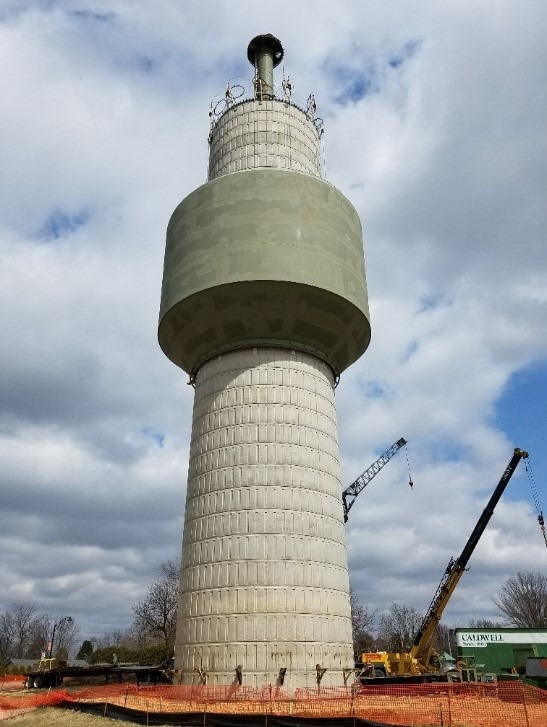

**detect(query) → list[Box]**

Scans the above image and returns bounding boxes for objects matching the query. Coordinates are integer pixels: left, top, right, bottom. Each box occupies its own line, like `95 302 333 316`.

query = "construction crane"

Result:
410 447 529 670
342 438 408 523
361 447 529 679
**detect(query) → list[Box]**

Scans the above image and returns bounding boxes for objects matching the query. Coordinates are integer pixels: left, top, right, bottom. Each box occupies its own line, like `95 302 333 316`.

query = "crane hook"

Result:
404 442 414 490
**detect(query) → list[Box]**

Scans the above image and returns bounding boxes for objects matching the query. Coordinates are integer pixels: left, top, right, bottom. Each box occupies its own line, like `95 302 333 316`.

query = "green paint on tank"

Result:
158 169 370 375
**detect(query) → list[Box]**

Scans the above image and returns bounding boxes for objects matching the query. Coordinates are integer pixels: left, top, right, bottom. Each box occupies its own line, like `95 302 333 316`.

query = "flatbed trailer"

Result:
356 664 489 686
24 663 170 689
359 674 448 686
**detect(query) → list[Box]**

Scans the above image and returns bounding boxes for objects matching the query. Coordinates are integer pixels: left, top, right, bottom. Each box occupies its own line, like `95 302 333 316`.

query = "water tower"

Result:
158 34 371 688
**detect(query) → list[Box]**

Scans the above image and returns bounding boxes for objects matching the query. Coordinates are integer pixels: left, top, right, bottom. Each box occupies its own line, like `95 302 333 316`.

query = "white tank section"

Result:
208 99 323 180
174 348 354 687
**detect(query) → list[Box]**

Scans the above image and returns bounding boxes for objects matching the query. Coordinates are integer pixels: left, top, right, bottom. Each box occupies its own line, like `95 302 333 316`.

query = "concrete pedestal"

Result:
174 347 354 687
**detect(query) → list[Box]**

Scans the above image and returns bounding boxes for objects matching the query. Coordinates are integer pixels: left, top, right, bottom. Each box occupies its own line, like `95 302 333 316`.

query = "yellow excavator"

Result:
361 448 529 679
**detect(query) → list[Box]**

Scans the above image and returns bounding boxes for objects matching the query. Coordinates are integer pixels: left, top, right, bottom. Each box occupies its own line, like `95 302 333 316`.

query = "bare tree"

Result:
0 603 47 659
377 603 424 652
117 626 149 649
494 571 547 627
10 603 39 657
103 630 125 647
0 611 15 661
350 588 377 656
24 615 49 659
434 623 457 656
132 560 179 646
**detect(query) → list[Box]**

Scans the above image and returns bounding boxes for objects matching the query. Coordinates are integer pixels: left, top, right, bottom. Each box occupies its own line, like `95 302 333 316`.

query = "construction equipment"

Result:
361 447 529 679
343 438 408 522
360 650 421 678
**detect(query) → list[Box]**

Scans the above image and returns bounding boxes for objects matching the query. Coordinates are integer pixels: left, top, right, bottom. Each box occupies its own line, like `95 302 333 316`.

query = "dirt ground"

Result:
1 706 441 727
1 706 135 725
0 683 24 693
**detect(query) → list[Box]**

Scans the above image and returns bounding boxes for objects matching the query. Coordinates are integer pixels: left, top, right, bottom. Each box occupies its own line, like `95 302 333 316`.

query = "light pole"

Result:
48 616 73 659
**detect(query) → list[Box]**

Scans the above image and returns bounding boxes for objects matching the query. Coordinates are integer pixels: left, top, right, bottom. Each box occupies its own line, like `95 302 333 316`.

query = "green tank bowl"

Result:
158 169 370 375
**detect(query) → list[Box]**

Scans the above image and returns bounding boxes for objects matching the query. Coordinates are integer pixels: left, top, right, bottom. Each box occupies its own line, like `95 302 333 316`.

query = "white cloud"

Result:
1 0 546 644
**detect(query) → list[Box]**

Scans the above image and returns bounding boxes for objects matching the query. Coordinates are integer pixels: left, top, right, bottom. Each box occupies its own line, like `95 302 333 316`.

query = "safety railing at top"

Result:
208 75 324 143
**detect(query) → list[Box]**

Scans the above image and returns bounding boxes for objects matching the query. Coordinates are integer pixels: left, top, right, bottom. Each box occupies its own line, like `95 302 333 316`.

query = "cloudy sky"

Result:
1 0 546 646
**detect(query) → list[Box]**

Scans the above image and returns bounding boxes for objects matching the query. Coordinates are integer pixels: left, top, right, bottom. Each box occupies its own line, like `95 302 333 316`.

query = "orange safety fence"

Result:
0 689 66 710
1 680 546 726
0 675 25 683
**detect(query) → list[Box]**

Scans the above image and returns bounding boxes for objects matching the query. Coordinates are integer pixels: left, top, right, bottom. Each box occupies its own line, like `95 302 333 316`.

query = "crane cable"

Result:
524 457 547 548
404 441 414 490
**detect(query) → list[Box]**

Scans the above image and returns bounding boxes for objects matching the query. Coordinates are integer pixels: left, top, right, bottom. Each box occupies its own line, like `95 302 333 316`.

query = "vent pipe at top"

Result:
247 34 284 99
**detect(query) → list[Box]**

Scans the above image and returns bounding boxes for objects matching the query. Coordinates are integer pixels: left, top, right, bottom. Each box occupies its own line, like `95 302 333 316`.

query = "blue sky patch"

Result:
494 359 547 507
327 38 422 106
135 55 155 73
38 208 90 241
362 381 386 398
401 340 419 363
418 293 446 312
345 74 374 102
142 427 165 448
388 40 422 69
327 61 378 105
68 9 115 23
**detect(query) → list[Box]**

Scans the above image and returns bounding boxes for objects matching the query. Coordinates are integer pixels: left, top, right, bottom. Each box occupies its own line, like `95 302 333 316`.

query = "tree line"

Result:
351 571 547 657
0 603 77 662
0 560 179 667
2 568 545 667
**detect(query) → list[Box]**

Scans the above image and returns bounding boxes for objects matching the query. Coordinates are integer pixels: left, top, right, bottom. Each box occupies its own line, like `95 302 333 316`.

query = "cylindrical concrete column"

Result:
175 348 354 687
